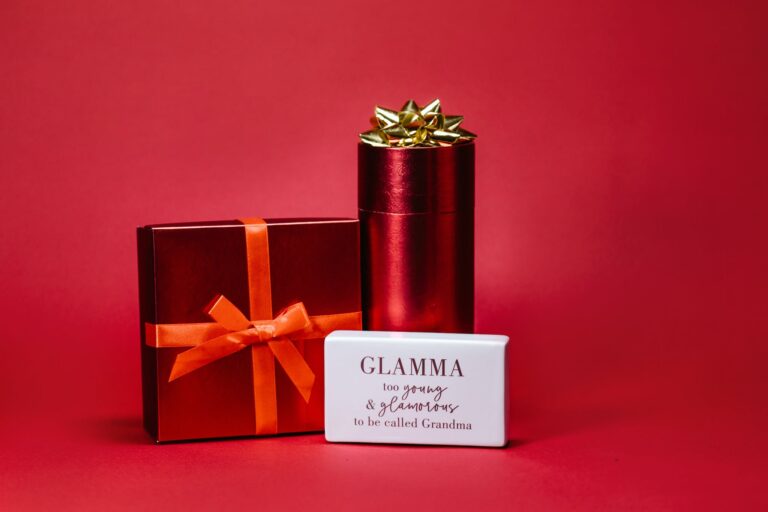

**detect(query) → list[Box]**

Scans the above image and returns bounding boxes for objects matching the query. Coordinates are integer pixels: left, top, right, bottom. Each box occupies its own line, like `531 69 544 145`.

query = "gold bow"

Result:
359 98 476 147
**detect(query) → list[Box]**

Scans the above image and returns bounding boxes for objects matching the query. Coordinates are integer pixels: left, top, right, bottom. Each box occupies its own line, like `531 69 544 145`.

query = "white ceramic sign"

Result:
324 331 509 447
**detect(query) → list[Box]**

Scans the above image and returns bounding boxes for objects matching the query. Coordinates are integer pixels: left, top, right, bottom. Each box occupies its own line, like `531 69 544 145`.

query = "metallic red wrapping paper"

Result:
137 218 361 442
358 142 474 333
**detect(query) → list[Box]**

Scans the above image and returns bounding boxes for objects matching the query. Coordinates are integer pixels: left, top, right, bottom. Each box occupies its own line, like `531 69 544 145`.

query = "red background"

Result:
1 1 766 509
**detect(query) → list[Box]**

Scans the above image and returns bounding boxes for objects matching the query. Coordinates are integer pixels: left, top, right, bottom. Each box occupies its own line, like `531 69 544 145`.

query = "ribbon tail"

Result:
268 339 316 403
251 345 278 435
168 333 249 382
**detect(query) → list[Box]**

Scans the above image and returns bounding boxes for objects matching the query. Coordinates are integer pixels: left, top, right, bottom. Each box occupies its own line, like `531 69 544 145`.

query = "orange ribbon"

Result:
145 218 361 435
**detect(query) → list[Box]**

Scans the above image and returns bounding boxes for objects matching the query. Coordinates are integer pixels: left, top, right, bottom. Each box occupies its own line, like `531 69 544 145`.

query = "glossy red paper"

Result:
137 218 361 442
358 143 474 333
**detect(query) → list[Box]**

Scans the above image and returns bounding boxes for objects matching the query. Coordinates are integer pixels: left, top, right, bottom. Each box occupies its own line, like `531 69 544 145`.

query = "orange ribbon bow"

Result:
169 296 317 401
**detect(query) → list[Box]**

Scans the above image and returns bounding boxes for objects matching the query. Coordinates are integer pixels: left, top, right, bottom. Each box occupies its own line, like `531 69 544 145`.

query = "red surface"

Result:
1 1 766 510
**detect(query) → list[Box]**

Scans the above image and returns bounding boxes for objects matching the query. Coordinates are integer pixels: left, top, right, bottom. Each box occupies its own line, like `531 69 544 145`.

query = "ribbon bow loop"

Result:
267 302 311 339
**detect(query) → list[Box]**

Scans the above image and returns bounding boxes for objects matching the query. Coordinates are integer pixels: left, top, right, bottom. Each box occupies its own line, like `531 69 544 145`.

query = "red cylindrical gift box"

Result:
358 141 474 333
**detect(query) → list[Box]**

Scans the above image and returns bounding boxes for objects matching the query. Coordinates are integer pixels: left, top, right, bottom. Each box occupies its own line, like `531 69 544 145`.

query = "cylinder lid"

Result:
358 141 475 214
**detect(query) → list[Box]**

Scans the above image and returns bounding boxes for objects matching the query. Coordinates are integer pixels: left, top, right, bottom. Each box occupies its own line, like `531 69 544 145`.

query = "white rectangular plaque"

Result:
324 331 509 447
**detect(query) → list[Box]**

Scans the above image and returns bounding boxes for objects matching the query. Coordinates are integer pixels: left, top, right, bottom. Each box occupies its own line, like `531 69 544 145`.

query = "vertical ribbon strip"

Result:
241 217 278 434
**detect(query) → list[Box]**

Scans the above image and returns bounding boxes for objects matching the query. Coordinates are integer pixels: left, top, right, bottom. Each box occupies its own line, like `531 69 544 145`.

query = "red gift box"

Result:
137 217 362 442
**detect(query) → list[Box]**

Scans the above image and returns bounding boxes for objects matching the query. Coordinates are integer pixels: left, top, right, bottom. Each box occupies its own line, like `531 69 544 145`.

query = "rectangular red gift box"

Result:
137 217 362 442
